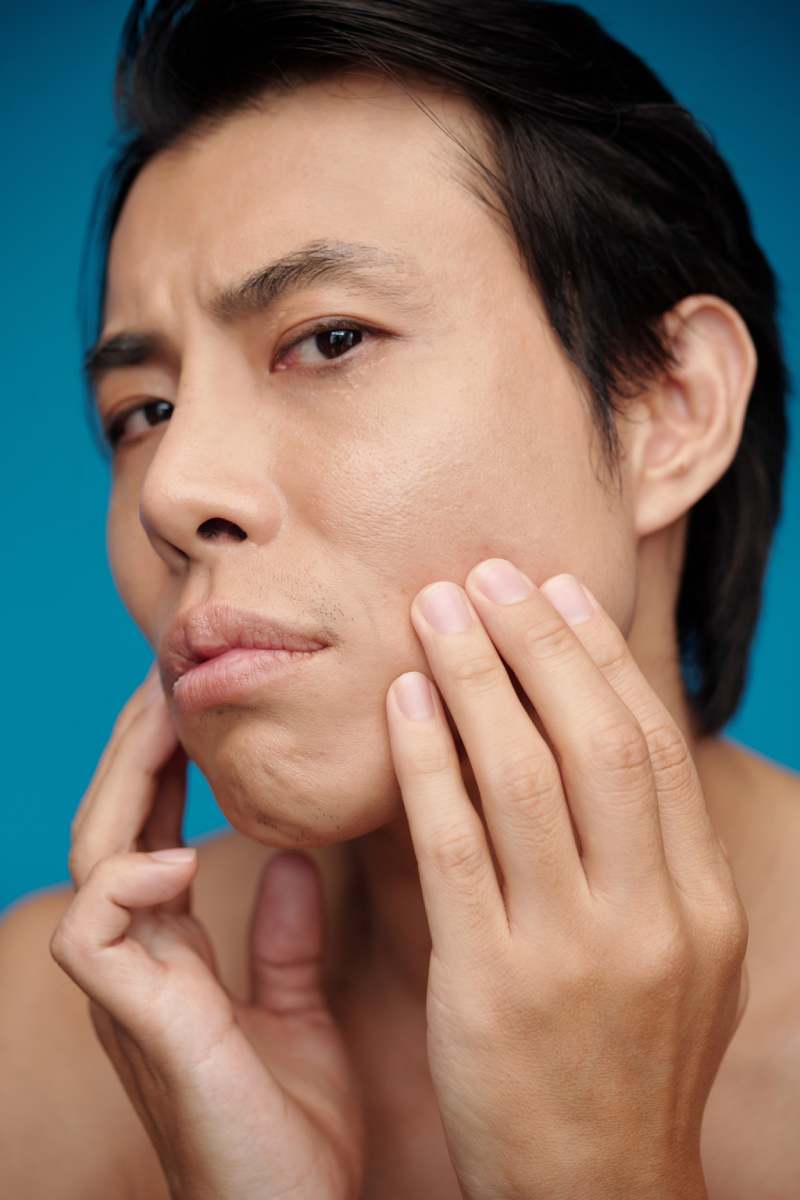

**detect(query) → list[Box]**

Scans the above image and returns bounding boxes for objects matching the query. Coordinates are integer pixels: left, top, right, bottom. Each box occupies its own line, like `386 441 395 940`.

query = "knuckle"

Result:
69 844 118 893
49 911 84 966
69 844 124 892
67 841 100 888
67 844 88 887
645 723 694 793
68 807 91 850
631 920 691 987
450 652 506 696
491 748 561 812
428 827 486 882
587 717 650 778
522 614 576 663
409 740 454 780
592 622 631 676
703 893 750 965
252 958 325 1016
730 902 751 957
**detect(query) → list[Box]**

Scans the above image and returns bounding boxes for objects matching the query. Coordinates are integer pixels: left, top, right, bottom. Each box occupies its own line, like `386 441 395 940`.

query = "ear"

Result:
621 294 757 539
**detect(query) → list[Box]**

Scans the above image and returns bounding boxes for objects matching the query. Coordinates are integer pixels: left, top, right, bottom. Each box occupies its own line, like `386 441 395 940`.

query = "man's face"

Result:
98 71 636 846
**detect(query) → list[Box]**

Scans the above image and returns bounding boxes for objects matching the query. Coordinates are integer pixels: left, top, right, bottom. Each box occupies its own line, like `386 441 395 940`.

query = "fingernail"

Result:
540 574 594 625
472 559 534 605
392 672 436 720
148 847 196 863
417 582 473 634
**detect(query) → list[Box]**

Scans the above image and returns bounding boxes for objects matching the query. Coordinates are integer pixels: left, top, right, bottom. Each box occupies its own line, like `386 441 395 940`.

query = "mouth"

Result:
171 644 329 715
159 600 332 711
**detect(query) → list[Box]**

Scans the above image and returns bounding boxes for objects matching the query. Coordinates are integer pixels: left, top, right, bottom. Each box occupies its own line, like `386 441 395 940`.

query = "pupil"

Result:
146 400 171 426
317 328 360 359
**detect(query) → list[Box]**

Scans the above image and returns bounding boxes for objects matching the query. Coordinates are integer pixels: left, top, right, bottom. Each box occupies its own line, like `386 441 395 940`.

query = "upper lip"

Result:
160 602 330 691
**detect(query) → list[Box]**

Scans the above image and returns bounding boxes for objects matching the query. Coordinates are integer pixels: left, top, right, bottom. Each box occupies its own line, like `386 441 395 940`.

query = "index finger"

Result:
68 689 180 889
70 663 163 841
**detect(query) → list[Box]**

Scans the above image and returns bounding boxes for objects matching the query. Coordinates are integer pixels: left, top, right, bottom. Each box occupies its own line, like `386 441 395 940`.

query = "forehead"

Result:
103 71 496 325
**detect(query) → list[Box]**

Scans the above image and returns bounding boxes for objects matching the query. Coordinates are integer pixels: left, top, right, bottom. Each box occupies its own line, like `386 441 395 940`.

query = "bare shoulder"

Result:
699 739 800 1199
0 830 279 1200
699 735 800 910
728 738 800 904
711 737 800 1014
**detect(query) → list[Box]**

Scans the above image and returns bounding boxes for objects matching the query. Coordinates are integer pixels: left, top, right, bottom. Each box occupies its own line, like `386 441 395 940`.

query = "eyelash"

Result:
103 318 379 451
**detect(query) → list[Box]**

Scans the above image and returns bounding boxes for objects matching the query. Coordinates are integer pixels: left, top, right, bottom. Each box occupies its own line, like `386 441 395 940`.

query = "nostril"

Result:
197 517 246 542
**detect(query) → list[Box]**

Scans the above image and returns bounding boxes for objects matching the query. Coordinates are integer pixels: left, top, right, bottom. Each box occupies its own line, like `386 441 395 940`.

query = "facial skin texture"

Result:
98 70 755 1003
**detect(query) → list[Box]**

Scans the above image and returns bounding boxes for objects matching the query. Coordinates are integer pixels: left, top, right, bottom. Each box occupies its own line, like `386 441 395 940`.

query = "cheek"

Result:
354 376 632 638
321 377 596 588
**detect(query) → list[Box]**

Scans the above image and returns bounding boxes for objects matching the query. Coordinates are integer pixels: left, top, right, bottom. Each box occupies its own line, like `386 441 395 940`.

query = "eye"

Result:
104 398 173 452
102 319 381 451
274 318 377 372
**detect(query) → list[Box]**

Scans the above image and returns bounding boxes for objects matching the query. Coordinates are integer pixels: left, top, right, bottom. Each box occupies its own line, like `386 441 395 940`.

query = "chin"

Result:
180 702 405 849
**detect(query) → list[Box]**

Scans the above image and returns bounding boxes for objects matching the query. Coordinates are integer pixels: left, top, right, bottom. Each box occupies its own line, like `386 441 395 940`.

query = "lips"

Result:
159 602 330 693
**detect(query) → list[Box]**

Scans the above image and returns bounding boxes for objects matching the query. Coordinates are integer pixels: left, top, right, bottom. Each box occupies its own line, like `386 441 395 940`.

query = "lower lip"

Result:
172 647 327 714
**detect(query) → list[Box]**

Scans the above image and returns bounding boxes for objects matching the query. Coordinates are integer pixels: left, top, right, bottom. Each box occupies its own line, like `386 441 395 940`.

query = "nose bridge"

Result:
138 352 285 565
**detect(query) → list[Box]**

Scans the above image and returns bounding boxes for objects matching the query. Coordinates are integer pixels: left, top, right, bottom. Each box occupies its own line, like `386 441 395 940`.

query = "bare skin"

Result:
2 737 798 1200
2 69 798 1197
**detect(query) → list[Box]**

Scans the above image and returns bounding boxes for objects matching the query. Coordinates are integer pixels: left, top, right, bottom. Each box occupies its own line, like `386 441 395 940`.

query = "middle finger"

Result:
412 562 669 921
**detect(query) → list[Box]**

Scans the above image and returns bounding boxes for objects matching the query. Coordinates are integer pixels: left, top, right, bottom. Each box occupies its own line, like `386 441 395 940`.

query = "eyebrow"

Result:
83 238 428 390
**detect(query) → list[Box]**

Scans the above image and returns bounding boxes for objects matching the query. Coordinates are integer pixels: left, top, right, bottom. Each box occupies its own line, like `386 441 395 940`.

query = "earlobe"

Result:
628 294 757 539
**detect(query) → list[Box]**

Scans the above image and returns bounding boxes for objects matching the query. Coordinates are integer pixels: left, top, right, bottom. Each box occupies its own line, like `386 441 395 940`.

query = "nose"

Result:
138 387 285 572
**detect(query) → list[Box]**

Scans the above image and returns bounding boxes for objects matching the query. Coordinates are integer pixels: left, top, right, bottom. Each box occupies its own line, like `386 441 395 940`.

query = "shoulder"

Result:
699 736 800 909
0 881 161 1198
700 740 800 1198
711 738 800 1001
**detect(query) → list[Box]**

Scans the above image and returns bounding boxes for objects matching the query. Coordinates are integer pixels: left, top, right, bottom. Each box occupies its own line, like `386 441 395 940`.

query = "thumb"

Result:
248 850 329 1017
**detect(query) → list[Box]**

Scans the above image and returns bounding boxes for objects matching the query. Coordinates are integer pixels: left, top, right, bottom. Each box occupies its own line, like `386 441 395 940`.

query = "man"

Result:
2 2 797 1196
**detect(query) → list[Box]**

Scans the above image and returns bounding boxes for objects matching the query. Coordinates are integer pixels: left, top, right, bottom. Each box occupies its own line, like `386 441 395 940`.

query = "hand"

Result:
385 560 749 1200
50 667 364 1200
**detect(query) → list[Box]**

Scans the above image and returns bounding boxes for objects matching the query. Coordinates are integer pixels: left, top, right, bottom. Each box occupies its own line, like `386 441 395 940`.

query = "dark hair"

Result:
80 0 791 739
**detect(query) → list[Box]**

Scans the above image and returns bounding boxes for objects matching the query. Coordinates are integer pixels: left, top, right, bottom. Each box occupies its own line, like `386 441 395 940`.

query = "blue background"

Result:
1 1 797 915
